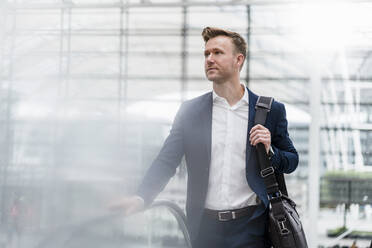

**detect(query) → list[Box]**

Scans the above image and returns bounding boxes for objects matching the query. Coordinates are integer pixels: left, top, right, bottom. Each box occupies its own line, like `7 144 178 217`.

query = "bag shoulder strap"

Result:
254 96 288 197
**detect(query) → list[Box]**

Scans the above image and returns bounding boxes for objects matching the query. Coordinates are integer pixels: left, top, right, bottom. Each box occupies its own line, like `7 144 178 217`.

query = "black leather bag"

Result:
254 96 308 248
268 195 308 247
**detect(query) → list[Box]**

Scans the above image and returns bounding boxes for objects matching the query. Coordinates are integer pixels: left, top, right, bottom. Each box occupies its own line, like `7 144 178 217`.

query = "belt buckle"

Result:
218 211 232 221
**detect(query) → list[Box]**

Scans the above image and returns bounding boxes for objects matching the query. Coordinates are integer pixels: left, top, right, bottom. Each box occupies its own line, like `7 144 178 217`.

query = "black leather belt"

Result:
204 205 257 221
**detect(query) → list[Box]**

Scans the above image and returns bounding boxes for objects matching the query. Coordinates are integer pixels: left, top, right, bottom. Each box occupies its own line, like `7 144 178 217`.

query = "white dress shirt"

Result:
205 84 258 210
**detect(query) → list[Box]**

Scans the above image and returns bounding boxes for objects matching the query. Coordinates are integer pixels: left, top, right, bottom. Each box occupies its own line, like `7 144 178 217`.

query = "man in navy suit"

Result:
112 27 298 248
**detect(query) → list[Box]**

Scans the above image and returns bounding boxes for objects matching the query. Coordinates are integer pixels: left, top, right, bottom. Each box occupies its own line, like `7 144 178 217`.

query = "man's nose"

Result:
206 54 214 64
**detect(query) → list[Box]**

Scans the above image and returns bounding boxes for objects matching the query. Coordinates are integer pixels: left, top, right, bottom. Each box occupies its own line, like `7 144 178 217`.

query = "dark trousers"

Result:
192 210 271 248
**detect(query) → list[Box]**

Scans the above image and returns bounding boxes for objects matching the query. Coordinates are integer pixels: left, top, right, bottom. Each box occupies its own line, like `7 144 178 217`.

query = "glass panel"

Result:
1 2 372 247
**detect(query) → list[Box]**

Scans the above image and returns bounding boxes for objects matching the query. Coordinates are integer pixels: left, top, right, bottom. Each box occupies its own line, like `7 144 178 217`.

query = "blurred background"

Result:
0 0 372 247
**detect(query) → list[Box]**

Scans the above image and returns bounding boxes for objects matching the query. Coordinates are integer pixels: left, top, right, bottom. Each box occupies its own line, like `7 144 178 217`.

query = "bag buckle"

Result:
269 191 282 200
278 218 290 235
260 167 275 178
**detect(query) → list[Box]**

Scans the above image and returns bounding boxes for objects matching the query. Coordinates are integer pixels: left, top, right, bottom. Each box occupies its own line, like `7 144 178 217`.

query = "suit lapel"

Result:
200 92 213 167
246 88 259 165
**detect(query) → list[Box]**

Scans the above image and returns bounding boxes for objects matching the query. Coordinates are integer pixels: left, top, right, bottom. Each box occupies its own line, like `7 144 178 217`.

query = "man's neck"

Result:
213 80 245 107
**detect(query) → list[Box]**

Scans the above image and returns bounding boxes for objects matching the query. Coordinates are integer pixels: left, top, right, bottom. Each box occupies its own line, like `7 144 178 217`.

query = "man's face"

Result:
204 36 240 83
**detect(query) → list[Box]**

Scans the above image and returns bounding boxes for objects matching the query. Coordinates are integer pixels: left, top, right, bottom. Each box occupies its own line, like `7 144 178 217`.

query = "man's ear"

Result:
236 54 245 68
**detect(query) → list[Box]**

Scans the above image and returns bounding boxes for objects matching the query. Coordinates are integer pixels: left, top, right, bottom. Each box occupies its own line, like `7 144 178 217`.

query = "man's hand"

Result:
108 195 145 216
249 124 271 153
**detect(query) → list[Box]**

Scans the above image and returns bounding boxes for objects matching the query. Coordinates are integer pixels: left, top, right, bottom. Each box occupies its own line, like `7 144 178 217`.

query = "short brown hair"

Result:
202 26 247 62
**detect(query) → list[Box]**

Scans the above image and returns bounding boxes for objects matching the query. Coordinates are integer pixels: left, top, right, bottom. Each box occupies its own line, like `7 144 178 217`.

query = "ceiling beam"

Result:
5 0 372 10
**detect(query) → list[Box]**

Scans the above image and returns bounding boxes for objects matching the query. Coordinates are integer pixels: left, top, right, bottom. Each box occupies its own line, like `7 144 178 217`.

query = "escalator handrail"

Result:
150 199 192 248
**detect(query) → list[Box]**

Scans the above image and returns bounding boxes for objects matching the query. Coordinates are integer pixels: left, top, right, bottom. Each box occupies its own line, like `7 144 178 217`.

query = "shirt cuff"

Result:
270 145 282 172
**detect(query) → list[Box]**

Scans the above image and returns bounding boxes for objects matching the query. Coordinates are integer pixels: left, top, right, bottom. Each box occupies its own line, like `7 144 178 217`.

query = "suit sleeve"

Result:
136 103 186 207
270 103 299 174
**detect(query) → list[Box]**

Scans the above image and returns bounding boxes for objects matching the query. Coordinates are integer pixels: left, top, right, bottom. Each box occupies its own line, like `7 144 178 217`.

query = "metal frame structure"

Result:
1 1 372 247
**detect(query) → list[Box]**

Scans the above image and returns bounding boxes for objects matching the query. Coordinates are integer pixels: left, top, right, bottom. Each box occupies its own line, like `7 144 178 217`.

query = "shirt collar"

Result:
212 83 249 104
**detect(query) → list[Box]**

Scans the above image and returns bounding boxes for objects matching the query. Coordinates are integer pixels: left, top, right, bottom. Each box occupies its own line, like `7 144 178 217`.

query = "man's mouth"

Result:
207 68 217 72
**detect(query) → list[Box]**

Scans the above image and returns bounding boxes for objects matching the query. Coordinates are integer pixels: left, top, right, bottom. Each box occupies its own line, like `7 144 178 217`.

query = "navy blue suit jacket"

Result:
137 88 298 240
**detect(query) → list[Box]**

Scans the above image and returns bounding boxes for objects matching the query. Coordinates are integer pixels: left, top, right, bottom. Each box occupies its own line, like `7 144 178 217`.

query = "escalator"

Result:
35 200 191 248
